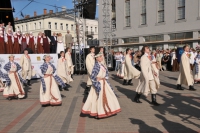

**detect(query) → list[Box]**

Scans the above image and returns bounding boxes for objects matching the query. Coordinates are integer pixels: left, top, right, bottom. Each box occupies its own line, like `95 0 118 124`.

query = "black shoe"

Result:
134 93 142 103
128 79 133 85
7 97 12 101
23 83 27 87
189 85 196 91
27 80 31 86
151 94 160 106
177 84 184 90
84 86 91 95
123 80 127 85
63 86 69 91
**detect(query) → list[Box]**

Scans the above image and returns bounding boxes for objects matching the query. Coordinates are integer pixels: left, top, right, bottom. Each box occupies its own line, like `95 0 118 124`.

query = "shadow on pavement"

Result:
115 86 136 102
129 118 162 133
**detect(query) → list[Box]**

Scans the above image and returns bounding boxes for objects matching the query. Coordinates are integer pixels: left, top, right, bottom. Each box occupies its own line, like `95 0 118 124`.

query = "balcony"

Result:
85 31 94 36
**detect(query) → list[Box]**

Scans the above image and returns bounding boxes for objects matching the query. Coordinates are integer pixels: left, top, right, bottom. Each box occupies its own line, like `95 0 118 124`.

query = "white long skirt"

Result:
82 80 121 118
3 73 25 99
56 42 65 54
40 76 62 105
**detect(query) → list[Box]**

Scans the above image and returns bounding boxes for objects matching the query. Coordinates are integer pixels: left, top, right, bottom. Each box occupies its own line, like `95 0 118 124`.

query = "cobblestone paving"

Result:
0 71 200 133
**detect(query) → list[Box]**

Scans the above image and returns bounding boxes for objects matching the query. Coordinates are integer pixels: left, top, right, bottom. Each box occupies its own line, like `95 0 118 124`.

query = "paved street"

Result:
0 71 200 133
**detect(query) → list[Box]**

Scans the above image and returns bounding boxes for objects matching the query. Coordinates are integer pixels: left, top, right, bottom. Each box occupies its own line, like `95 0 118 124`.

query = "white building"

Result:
15 9 98 47
98 0 200 51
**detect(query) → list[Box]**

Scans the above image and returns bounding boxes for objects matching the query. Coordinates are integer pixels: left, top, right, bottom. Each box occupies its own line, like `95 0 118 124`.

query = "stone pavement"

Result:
0 71 200 133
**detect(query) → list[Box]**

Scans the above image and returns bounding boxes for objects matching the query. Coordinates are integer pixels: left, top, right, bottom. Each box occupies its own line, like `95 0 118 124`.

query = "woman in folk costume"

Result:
56 33 65 55
5 29 13 54
39 55 67 106
171 49 179 72
82 53 121 119
117 52 126 78
85 46 95 95
3 55 27 100
13 32 21 54
177 45 196 91
42 33 51 53
156 50 163 71
20 33 28 53
0 64 6 92
0 31 5 54
27 32 36 53
193 51 200 83
99 47 107 67
37 32 44 54
65 47 74 82
123 48 140 85
57 51 69 91
135 46 160 106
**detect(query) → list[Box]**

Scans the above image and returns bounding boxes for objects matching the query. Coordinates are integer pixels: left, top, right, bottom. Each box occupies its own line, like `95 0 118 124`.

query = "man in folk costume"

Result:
20 50 32 86
0 31 5 54
5 29 13 54
85 46 95 95
177 45 196 91
82 53 121 119
12 32 21 54
3 55 27 100
20 33 28 53
39 55 67 106
123 48 140 85
27 32 36 53
50 32 57 53
36 32 44 54
65 47 74 81
57 51 69 91
135 46 160 106
65 30 73 51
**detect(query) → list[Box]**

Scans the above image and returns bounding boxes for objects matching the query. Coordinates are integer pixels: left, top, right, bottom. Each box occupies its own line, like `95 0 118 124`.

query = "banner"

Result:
176 48 184 63
0 54 58 79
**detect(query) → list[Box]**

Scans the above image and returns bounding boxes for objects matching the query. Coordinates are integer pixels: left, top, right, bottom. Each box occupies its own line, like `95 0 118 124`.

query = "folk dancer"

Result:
0 31 5 54
99 47 107 67
82 53 121 119
65 47 74 81
27 32 36 53
0 64 6 92
123 48 140 85
135 46 160 106
50 32 57 53
177 45 196 91
57 51 69 91
37 32 44 54
39 55 67 106
56 33 65 58
5 29 13 54
3 55 27 100
20 50 33 86
42 33 51 53
13 32 21 54
85 46 95 95
193 51 200 83
20 33 28 53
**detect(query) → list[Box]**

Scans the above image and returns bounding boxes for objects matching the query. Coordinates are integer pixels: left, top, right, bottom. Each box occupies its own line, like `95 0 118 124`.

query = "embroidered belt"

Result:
9 71 24 95
99 78 112 115
44 74 58 101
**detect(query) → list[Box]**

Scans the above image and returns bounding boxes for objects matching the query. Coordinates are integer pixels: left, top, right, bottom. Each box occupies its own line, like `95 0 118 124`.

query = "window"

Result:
91 27 93 32
86 26 88 31
141 0 146 25
66 24 68 30
144 35 164 42
95 27 97 33
169 32 193 40
122 37 139 43
60 23 63 30
25 24 28 31
158 0 164 22
125 0 131 27
21 25 23 31
29 23 31 30
55 23 57 30
34 23 36 30
177 0 185 20
17 26 20 31
48 22 51 29
71 24 73 31
39 22 41 29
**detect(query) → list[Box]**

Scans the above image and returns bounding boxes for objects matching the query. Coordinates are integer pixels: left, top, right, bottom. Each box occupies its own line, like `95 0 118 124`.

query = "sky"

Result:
11 0 98 19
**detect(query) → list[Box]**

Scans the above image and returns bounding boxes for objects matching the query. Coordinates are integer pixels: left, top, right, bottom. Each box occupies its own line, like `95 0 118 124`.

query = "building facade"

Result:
98 0 200 51
15 9 98 47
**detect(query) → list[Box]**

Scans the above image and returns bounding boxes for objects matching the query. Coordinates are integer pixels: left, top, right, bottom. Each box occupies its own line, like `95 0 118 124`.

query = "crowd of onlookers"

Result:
113 47 200 75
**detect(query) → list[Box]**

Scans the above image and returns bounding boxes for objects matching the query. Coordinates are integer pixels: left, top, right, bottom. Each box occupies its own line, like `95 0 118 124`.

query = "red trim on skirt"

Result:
81 109 121 118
